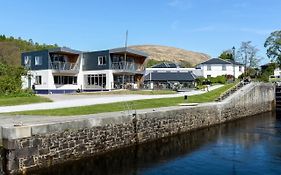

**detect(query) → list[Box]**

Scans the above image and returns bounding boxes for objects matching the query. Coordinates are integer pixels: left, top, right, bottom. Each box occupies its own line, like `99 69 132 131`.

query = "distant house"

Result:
21 47 148 94
196 58 244 78
144 62 198 89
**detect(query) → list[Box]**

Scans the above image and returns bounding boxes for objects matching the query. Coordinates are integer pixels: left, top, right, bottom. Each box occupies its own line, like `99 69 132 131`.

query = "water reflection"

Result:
31 112 281 175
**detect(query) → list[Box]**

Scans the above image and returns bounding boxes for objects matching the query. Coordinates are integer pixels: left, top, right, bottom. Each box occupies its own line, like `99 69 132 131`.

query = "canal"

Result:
31 111 281 175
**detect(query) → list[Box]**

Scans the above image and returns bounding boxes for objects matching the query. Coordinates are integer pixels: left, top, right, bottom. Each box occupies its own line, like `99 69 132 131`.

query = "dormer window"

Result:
98 56 106 65
24 56 31 67
35 56 43 66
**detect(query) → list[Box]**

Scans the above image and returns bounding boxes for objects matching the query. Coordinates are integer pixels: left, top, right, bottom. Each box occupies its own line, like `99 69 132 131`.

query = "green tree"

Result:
264 30 281 65
0 63 27 95
237 41 261 69
219 50 233 60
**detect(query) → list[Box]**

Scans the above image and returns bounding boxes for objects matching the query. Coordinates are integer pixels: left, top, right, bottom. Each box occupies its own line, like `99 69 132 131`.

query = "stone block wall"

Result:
2 83 275 174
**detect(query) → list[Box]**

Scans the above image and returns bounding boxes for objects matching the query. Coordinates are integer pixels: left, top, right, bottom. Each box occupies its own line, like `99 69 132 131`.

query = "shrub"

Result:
0 63 27 96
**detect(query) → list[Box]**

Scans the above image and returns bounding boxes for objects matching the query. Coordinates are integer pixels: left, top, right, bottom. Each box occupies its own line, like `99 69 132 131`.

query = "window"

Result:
35 56 43 66
239 66 242 72
35 76 42 85
207 75 211 78
54 76 77 85
86 74 106 88
24 56 31 67
98 56 106 65
207 65 211 71
222 65 226 71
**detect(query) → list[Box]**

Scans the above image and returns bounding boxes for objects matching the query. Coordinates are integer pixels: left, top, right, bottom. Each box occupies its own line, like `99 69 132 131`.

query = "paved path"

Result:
0 85 222 113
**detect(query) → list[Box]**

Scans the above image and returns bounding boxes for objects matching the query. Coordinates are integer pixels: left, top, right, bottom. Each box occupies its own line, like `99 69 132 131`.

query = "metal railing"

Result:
111 61 144 72
50 61 79 71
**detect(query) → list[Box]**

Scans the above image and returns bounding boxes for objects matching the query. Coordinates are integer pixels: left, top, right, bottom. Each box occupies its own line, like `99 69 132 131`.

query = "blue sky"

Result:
1 0 280 64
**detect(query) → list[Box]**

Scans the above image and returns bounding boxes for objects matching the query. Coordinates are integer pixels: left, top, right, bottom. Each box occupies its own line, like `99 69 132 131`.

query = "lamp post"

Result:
232 46 236 81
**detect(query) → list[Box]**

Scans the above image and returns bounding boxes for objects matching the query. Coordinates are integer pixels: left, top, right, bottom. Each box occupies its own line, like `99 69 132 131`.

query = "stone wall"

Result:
1 83 275 174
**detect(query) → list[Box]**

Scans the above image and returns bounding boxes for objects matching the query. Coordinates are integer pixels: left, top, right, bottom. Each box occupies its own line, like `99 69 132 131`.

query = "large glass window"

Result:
86 74 106 88
35 56 43 66
222 64 226 71
53 76 77 85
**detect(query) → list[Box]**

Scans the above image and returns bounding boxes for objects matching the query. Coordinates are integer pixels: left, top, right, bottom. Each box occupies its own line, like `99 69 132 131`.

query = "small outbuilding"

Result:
144 71 197 90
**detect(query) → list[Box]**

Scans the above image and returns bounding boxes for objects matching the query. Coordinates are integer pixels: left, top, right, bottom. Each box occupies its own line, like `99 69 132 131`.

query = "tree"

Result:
264 30 281 65
237 41 261 69
219 50 233 60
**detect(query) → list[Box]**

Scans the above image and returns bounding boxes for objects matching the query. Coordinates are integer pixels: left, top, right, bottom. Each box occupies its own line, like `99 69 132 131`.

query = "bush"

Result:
209 75 227 84
0 63 27 96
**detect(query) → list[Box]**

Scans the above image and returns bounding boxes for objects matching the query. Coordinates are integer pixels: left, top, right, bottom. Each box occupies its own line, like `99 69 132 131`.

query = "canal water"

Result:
31 112 281 175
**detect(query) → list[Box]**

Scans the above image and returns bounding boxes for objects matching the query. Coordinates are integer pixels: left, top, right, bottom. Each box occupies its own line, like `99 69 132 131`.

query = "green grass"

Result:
0 95 52 106
12 83 236 116
79 89 177 95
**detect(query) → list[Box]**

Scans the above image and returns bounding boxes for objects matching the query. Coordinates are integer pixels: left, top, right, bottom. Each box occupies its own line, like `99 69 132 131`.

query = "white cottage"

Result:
196 58 244 78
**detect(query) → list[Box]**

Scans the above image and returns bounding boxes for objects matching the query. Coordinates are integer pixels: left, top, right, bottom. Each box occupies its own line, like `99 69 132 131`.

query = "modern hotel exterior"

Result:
21 47 148 94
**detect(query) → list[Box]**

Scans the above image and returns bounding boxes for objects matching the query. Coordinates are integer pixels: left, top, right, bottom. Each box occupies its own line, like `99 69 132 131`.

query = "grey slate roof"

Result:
199 58 231 65
109 47 148 57
48 47 82 54
151 62 181 68
199 58 243 66
144 71 197 82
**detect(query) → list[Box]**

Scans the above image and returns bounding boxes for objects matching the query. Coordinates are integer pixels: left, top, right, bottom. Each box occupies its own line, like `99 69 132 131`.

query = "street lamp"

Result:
232 46 236 81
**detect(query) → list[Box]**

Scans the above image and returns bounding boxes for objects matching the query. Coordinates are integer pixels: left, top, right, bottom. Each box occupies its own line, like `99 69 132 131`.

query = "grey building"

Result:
21 47 148 94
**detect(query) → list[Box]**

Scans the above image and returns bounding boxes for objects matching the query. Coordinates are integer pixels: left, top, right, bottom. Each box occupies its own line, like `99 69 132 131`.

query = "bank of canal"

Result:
29 111 280 175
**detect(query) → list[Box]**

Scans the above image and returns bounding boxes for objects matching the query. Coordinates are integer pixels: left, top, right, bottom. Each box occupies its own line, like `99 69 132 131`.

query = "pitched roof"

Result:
109 47 148 57
144 71 197 81
48 47 82 54
151 62 181 68
199 58 231 65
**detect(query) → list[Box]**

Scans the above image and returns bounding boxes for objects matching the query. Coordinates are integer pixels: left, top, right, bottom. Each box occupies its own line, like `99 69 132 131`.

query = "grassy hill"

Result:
0 35 58 65
130 45 210 67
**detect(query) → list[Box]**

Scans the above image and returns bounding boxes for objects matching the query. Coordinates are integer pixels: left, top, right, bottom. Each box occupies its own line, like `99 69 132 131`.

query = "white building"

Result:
196 58 245 78
21 47 148 94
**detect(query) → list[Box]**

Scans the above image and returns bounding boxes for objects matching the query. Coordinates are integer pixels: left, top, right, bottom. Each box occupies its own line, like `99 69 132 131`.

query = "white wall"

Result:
274 68 281 76
22 70 80 91
198 64 244 78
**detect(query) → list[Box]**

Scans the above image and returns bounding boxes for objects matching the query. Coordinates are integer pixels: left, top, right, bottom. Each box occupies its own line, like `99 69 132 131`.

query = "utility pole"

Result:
122 30 128 89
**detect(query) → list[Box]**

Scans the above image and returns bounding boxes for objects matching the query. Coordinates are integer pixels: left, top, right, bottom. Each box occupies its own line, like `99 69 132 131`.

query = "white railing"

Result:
50 61 79 71
111 61 144 72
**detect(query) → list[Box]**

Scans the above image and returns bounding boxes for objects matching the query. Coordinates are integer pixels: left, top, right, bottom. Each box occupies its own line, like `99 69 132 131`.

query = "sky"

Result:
0 0 280 64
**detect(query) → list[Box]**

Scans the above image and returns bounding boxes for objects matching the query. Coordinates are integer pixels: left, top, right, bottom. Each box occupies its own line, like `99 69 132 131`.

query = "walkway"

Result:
0 85 222 113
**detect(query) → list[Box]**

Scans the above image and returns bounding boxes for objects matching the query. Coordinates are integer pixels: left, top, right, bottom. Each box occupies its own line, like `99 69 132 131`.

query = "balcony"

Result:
50 61 79 73
111 61 144 73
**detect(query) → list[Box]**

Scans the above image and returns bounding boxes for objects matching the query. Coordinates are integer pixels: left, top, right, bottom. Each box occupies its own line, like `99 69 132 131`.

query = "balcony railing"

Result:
111 61 144 72
50 61 79 72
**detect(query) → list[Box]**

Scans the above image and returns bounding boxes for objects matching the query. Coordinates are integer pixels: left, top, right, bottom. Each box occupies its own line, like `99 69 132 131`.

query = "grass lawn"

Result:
0 95 52 106
13 83 236 116
79 89 177 95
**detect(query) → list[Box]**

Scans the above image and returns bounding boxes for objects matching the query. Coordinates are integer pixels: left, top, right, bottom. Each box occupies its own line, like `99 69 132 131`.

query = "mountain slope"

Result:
0 35 58 65
130 45 210 67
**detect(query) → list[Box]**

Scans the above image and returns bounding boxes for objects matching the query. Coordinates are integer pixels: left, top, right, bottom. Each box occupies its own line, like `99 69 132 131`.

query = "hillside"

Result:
130 45 210 67
0 35 58 65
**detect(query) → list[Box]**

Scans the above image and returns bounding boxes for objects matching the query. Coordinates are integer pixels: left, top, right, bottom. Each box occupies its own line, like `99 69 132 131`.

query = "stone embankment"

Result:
0 83 275 174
